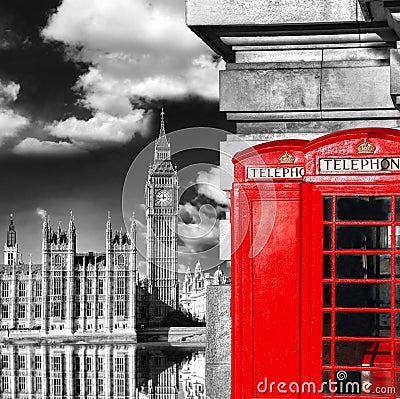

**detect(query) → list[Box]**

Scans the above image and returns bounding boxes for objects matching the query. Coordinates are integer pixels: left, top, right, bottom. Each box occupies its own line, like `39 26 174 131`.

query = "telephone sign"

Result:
231 128 400 399
247 166 304 180
319 157 400 173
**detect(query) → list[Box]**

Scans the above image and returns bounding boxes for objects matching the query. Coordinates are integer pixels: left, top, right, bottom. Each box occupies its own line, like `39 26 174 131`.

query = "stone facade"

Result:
1 214 137 338
145 109 179 327
205 285 231 399
180 261 228 322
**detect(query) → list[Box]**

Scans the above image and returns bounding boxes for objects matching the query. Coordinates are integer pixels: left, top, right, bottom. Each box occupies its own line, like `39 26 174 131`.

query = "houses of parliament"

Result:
0 110 202 338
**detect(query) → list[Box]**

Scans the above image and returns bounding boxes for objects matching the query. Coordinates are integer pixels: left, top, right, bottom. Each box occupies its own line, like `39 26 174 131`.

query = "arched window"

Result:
53 278 62 295
1 282 9 298
18 282 26 297
117 254 125 266
54 254 62 267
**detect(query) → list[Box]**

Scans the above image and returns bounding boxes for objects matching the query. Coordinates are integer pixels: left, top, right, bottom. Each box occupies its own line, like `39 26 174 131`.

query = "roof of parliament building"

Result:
1 211 135 269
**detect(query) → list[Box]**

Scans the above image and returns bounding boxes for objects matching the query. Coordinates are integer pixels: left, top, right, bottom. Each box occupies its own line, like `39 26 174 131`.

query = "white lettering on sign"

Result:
247 166 304 180
319 158 400 173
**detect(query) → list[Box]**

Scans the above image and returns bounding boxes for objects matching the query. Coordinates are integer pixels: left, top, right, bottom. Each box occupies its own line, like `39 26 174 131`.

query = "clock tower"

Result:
145 108 179 326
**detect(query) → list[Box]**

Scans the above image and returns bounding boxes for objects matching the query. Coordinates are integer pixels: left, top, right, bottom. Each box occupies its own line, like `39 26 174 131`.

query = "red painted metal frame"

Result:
231 128 400 399
308 185 400 399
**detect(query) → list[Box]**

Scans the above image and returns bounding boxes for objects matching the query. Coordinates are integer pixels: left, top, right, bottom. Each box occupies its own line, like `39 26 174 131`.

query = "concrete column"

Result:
105 254 112 333
79 346 85 397
41 271 48 334
128 346 136 399
65 346 73 398
205 285 231 399
79 259 85 332
129 251 136 332
10 346 16 397
93 347 98 397
94 256 98 331
65 269 74 333
27 347 33 396
27 266 32 330
10 266 16 330
104 345 112 398
41 345 48 398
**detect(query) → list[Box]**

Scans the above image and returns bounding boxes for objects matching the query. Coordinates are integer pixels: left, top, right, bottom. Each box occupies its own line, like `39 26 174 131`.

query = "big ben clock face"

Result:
155 189 172 206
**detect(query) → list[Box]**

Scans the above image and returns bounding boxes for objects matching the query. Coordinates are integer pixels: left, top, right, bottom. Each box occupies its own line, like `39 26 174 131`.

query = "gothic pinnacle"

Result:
69 210 75 231
130 211 136 226
160 107 165 135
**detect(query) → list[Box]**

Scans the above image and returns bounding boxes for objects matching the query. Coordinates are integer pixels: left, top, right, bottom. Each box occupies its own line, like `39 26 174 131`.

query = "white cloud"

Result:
117 55 221 100
75 67 134 116
178 212 220 253
13 137 86 156
0 79 31 147
196 167 229 206
0 80 20 103
47 110 149 150
42 0 205 58
178 202 220 253
177 167 229 254
40 0 222 149
36 208 47 220
178 263 189 274
0 110 29 143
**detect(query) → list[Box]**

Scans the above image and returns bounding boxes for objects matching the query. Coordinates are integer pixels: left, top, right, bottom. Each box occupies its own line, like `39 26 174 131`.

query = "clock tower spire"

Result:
145 108 179 326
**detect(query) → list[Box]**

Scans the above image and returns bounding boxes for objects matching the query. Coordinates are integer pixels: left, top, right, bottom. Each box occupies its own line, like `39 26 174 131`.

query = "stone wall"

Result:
205 285 231 399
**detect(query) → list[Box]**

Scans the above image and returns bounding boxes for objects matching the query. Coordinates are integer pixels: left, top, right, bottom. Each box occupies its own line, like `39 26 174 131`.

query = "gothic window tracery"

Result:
117 254 125 266
1 282 8 298
54 254 63 267
18 282 25 297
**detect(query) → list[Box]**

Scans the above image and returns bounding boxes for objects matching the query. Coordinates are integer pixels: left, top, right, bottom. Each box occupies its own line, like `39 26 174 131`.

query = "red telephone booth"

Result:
232 128 400 399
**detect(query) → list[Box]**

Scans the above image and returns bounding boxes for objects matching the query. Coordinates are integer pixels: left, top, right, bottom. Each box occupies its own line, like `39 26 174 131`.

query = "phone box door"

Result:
231 140 307 399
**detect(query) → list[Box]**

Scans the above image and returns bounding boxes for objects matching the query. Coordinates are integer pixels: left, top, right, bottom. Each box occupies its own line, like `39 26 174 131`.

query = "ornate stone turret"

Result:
42 211 49 251
153 107 171 166
194 260 202 277
145 108 179 326
6 214 16 247
213 265 226 285
104 211 136 336
41 212 77 335
68 211 76 251
4 214 22 266
183 266 193 294
106 211 112 251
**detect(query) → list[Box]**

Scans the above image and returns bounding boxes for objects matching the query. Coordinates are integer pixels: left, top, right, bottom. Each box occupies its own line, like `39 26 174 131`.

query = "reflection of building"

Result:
137 348 179 399
145 109 179 326
136 347 204 399
0 343 205 398
0 343 137 398
0 212 137 337
179 351 206 399
180 261 228 321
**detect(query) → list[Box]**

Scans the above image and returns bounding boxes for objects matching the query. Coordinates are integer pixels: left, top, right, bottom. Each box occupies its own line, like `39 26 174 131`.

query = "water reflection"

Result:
0 342 205 398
